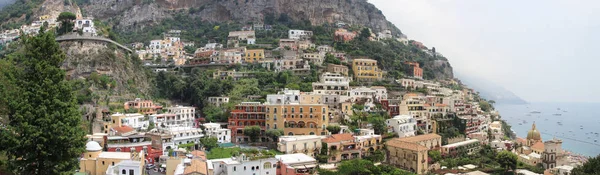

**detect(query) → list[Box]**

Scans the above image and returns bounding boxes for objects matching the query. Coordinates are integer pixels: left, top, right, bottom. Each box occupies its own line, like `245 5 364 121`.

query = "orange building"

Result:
405 61 423 79
229 102 267 143
123 98 162 115
334 28 357 42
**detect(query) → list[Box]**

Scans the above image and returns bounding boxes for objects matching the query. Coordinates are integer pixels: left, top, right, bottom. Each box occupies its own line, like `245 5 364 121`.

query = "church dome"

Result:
527 123 542 141
85 141 102 152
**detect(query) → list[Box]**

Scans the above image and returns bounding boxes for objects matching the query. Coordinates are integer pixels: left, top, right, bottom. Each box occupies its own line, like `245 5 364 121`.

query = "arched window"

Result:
115 148 121 152
288 132 294 136
264 162 273 169
122 169 126 175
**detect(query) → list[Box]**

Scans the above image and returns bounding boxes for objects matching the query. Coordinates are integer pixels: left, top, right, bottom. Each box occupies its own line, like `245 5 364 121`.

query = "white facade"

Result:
266 88 301 105
386 115 417 138
208 96 230 107
202 123 231 143
277 135 324 156
288 30 313 40
208 155 278 175
312 72 350 95
74 19 97 35
115 113 148 130
166 127 204 148
105 160 143 175
163 106 196 128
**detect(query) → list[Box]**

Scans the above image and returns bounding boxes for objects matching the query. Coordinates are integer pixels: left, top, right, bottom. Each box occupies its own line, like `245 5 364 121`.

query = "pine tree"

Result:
0 31 86 174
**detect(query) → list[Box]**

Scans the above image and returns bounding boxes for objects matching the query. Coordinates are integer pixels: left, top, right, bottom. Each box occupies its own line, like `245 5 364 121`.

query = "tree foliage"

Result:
572 155 600 175
496 150 518 172
200 137 219 151
326 125 341 134
57 12 76 35
322 159 415 175
265 129 284 142
428 150 442 163
0 31 86 174
243 126 262 142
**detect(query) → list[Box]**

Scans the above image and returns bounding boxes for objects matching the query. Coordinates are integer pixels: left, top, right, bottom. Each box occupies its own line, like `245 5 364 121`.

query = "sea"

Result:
495 102 600 157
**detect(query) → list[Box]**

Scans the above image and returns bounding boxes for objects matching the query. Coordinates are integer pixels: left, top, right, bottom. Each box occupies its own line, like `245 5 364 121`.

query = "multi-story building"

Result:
289 30 313 40
279 39 298 51
109 113 148 130
385 139 429 174
162 106 196 128
219 49 244 64
74 18 97 35
105 135 162 162
124 98 162 115
276 153 318 175
301 52 326 65
202 123 231 143
489 121 504 141
398 78 424 89
386 115 417 138
277 135 324 157
265 89 330 136
322 133 360 163
166 127 204 147
355 134 383 157
79 141 145 175
317 45 334 53
326 64 349 76
207 153 278 175
381 99 400 117
212 70 256 81
395 134 442 150
274 59 311 74
405 61 423 79
229 102 267 143
352 59 384 82
334 28 357 42
228 31 256 46
441 139 480 157
399 93 431 133
244 49 265 63
207 96 230 107
311 72 350 95
458 114 484 135
543 138 567 169
298 40 316 50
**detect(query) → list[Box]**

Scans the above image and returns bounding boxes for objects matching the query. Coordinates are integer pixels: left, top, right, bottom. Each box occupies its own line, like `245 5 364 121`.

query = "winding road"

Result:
55 34 132 53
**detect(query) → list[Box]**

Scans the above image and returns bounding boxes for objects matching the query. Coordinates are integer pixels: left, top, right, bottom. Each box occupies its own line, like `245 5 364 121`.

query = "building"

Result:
265 89 330 136
311 72 351 95
219 49 244 63
274 59 311 74
207 96 230 107
543 138 567 169
207 153 278 175
228 31 256 46
544 165 574 175
395 134 442 150
352 59 384 82
441 139 480 157
109 113 148 130
164 127 204 148
289 30 313 40
377 29 393 40
527 122 543 147
322 133 360 163
301 52 325 65
79 141 145 175
334 28 357 42
385 139 429 174
489 121 504 141
354 134 383 157
105 134 162 162
279 39 298 51
386 115 417 138
326 64 348 76
405 62 423 79
157 106 196 128
202 123 231 143
519 152 542 166
212 70 256 81
277 135 324 157
124 98 162 115
276 153 318 175
228 102 267 143
317 45 334 53
74 18 97 35
244 49 265 63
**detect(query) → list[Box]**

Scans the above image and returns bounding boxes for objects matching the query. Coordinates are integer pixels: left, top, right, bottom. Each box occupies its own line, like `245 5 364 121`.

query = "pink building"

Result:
276 153 317 175
334 28 357 42
124 98 162 115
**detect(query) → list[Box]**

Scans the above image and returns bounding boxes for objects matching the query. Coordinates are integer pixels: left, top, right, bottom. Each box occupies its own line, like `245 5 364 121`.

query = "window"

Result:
129 170 134 175
300 108 303 113
115 148 121 152
234 166 237 171
122 170 126 175
102 161 105 165
244 166 247 171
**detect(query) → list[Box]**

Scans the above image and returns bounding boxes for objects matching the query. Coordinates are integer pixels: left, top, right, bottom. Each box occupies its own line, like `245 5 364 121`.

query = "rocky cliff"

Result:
83 0 400 34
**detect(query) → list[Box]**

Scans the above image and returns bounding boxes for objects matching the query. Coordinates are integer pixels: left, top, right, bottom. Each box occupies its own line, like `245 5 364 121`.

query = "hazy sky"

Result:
369 0 600 103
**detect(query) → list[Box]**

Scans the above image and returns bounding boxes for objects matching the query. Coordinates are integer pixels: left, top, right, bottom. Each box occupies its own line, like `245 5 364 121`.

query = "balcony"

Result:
107 141 152 148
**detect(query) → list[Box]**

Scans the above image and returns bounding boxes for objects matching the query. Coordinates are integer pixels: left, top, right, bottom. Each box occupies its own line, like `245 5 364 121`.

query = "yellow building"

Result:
39 15 50 20
352 58 383 81
355 134 383 156
396 134 442 150
266 103 330 136
386 139 429 174
79 141 145 175
243 49 265 63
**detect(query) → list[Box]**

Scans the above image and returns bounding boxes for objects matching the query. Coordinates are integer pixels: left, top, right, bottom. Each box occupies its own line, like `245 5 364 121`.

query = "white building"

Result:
312 72 351 95
208 154 278 175
161 106 196 128
112 113 148 130
165 127 204 148
386 115 417 138
105 160 143 175
277 135 325 157
207 96 230 107
74 18 97 35
288 30 313 40
489 121 504 141
202 123 231 143
266 88 301 105
301 52 326 65
275 153 318 174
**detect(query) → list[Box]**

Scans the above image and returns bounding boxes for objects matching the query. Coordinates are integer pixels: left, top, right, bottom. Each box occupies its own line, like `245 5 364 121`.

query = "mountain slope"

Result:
456 72 527 104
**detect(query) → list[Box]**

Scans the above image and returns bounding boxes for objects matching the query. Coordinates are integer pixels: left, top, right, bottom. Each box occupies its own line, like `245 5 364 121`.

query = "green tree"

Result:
57 12 76 35
572 155 600 175
200 137 219 151
147 120 155 131
368 115 387 135
202 104 226 122
243 126 262 142
496 150 518 172
337 159 376 175
0 31 87 174
359 28 371 40
326 125 342 134
184 46 196 54
428 150 442 163
479 100 492 112
265 129 284 142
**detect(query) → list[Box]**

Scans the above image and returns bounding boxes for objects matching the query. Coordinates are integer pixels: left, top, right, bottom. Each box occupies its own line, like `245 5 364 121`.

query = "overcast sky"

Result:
369 0 600 103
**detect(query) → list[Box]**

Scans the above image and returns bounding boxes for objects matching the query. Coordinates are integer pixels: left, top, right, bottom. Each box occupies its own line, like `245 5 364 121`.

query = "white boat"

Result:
553 113 562 116
530 110 541 114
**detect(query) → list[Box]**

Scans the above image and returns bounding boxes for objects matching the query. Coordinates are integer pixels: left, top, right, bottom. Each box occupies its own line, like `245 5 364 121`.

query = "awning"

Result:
304 164 317 168
292 165 306 169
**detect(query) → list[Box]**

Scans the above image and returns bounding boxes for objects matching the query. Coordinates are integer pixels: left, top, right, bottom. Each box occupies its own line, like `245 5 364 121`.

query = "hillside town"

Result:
0 8 593 175
59 22 589 175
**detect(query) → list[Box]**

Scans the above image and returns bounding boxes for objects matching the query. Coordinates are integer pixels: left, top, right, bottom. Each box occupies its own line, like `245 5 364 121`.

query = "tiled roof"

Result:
322 133 354 143
396 134 441 143
386 139 428 151
531 141 545 150
113 126 134 133
184 159 208 175
191 150 206 159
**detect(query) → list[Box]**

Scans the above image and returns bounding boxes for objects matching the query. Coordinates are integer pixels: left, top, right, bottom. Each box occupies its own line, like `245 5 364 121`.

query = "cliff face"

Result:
83 0 400 34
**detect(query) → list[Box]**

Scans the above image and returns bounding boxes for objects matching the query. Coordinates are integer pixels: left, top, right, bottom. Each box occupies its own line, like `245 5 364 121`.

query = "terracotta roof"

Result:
435 104 447 107
516 137 527 145
386 139 428 151
184 159 208 175
322 133 354 143
531 141 545 150
113 126 134 133
191 150 206 159
424 104 431 107
397 134 442 143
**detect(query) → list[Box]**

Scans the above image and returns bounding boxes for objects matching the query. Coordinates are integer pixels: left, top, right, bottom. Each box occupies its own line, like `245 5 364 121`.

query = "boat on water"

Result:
530 110 541 114
557 122 563 125
523 120 528 124
553 113 562 116
526 114 532 116
563 110 567 112
557 108 561 110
